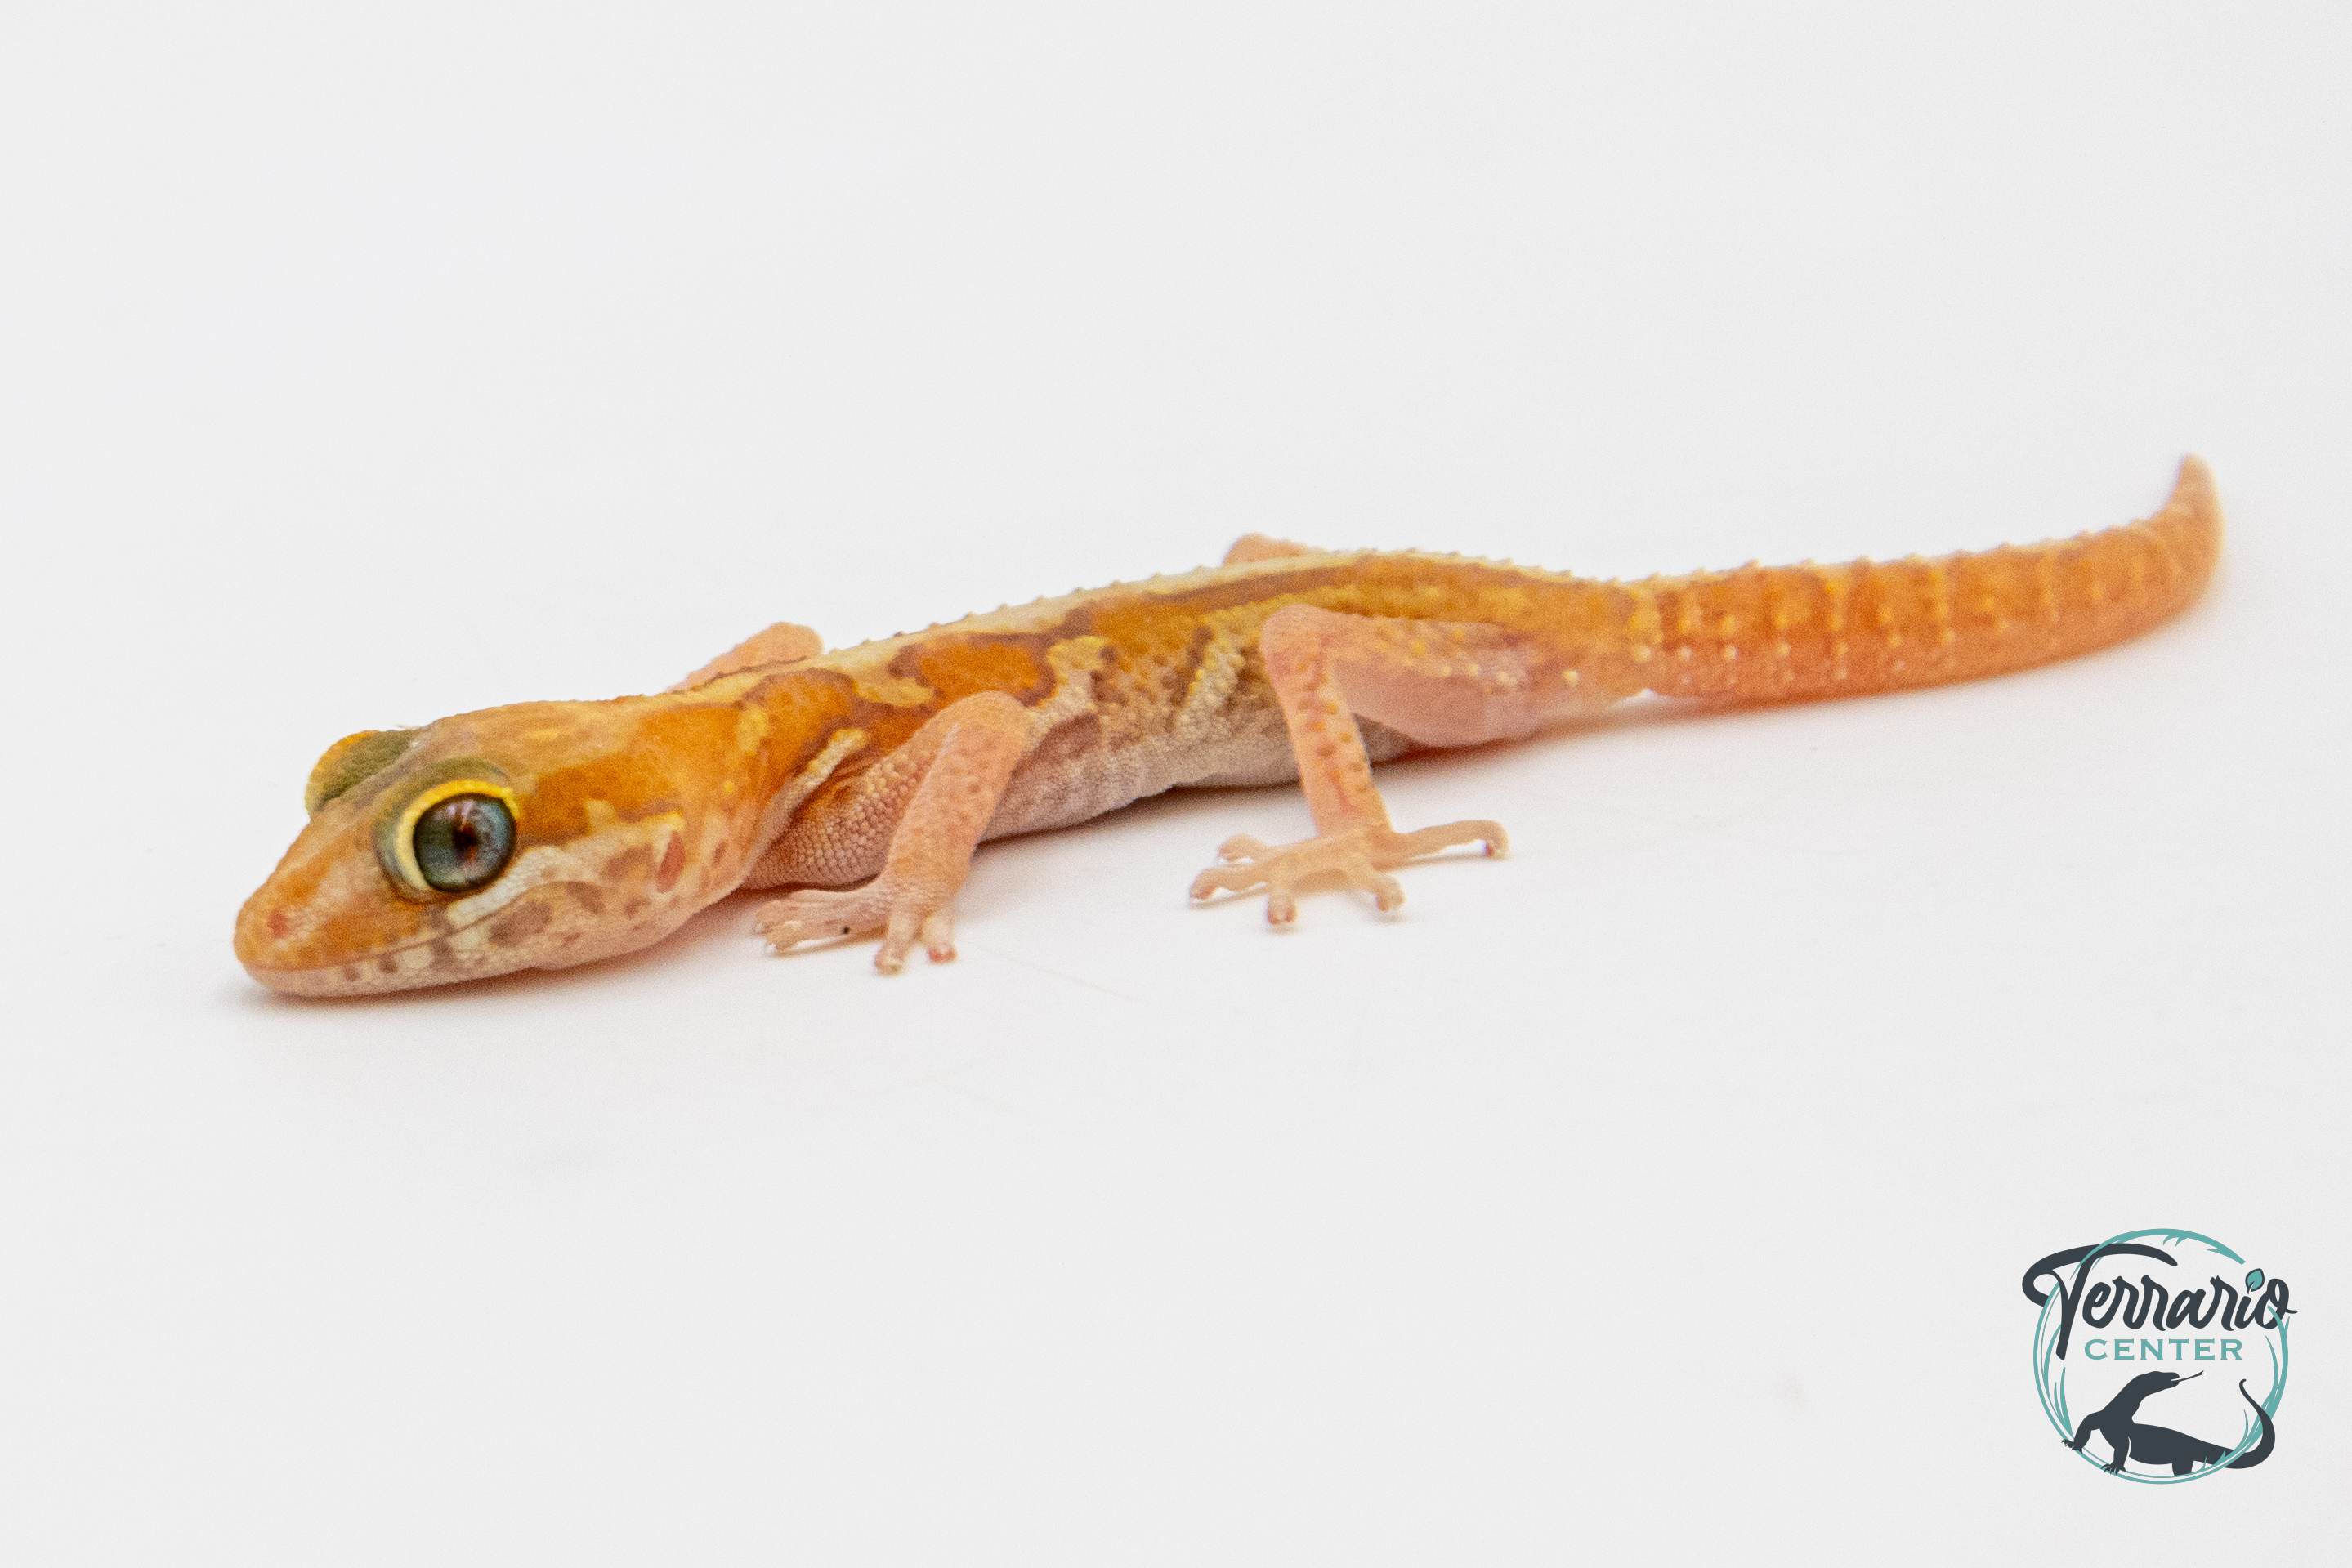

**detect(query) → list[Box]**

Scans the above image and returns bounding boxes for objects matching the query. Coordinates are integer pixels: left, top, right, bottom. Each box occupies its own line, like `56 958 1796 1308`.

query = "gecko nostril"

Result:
267 910 291 940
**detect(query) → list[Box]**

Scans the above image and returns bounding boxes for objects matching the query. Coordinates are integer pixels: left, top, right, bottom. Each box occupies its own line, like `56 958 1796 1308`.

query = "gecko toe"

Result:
1216 834 1270 864
920 910 957 963
754 888 888 954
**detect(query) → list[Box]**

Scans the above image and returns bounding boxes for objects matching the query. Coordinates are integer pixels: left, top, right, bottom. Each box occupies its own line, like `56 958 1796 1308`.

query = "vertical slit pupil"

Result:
415 793 514 891
449 806 482 864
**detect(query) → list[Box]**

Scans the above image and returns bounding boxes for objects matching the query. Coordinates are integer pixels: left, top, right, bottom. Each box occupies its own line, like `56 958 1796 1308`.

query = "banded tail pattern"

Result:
1609 457 2222 703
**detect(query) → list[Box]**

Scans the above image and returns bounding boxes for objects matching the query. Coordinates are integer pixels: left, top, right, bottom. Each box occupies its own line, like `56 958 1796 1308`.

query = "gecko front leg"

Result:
1192 604 1584 924
754 692 1029 972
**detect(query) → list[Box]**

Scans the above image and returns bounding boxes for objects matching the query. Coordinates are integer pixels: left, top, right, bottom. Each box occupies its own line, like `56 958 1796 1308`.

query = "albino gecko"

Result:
237 458 2223 995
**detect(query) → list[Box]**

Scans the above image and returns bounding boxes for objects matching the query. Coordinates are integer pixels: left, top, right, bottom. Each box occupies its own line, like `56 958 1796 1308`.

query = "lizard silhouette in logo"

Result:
2063 1372 2276 1475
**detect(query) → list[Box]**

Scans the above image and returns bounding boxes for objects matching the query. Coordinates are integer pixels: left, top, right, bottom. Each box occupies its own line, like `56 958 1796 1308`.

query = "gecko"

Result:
236 458 2223 996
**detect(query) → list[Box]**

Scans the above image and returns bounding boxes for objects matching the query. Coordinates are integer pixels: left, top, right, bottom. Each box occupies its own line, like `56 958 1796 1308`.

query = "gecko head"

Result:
236 694 761 997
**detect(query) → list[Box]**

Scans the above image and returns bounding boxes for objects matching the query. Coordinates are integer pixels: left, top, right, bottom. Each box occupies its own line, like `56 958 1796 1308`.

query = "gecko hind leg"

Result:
1191 604 1574 925
753 692 1028 972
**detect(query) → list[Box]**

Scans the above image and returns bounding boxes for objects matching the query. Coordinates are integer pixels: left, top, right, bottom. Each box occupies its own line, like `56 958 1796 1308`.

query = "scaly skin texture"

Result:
237 458 2223 995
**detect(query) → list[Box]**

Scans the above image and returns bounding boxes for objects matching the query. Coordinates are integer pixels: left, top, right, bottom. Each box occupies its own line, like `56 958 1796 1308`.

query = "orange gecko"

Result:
238 458 2223 995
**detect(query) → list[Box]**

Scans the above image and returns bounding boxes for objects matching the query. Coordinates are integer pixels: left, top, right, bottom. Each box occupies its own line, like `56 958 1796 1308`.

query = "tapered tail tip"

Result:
2171 453 2218 515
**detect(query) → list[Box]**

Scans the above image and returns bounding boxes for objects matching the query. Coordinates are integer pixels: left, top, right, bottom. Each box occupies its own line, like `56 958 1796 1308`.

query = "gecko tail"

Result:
1623 456 2224 704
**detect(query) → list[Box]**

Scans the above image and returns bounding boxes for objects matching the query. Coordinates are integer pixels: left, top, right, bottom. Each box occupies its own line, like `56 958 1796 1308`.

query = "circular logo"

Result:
2023 1230 2290 1481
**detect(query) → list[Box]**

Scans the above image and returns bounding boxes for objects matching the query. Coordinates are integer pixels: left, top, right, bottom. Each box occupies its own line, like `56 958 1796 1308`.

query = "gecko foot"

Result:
752 882 956 973
1188 819 1506 925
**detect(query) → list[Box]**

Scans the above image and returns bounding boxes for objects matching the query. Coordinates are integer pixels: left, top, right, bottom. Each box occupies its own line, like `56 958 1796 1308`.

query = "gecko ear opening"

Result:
304 729 420 815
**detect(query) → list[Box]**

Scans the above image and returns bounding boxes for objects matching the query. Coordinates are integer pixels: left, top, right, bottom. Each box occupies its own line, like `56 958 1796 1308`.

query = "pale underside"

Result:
749 713 1420 889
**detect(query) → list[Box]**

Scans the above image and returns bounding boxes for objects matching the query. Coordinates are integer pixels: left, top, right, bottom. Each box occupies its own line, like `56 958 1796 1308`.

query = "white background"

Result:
2 3 2345 1561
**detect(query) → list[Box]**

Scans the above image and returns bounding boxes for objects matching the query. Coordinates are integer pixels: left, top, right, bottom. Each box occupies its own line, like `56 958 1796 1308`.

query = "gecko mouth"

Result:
239 809 704 998
237 882 609 998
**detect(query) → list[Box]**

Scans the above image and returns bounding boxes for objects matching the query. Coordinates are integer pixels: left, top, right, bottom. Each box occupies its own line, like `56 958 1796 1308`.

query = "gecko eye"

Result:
413 795 515 892
378 771 521 897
